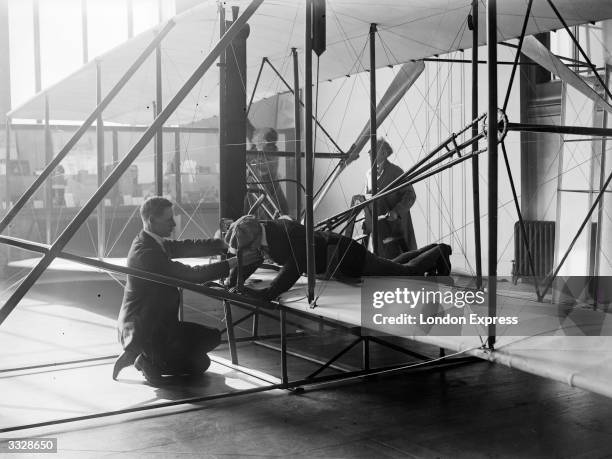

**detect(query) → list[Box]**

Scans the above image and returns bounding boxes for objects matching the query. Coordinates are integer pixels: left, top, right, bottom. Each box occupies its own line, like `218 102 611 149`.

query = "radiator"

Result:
512 220 555 284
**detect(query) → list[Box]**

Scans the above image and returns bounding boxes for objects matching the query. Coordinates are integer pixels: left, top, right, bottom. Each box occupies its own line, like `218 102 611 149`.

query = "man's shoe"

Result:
185 355 211 381
192 355 212 374
134 354 163 385
112 350 137 380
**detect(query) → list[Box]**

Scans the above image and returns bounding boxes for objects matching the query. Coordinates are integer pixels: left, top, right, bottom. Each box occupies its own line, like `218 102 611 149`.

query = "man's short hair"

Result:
140 196 173 222
376 138 393 158
262 127 278 143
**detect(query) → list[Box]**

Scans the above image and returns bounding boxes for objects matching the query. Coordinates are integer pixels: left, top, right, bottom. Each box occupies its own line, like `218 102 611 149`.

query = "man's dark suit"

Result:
231 219 367 300
118 230 228 372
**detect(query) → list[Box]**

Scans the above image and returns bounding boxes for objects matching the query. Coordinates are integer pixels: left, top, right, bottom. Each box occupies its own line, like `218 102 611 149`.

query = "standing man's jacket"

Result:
118 231 227 354
365 161 417 256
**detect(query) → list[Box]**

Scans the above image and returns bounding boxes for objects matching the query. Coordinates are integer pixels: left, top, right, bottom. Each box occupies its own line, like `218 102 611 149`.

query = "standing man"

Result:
247 126 290 217
114 197 259 384
364 138 417 258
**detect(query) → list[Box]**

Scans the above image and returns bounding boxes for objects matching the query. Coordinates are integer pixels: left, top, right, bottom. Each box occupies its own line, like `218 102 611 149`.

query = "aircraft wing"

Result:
8 0 612 126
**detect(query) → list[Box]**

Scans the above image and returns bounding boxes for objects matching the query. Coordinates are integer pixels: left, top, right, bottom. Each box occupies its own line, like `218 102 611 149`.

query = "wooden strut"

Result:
304 0 316 305
471 0 483 290
369 23 379 255
486 0 498 350
292 48 302 218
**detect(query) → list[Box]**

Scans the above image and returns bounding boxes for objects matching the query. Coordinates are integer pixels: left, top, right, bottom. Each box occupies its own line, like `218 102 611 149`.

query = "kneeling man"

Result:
115 197 259 384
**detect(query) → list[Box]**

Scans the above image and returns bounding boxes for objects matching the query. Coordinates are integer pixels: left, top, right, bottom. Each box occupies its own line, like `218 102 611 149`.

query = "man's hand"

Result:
227 257 239 270
240 285 269 299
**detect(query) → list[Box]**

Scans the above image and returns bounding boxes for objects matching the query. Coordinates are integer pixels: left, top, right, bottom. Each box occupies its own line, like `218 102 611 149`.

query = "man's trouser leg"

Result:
155 322 221 375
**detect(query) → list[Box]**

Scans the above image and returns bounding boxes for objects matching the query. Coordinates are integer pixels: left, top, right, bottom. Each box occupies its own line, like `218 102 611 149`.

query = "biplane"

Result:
2 0 612 432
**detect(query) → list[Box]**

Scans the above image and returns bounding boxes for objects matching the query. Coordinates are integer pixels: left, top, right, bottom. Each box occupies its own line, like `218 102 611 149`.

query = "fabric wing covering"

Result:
9 0 612 125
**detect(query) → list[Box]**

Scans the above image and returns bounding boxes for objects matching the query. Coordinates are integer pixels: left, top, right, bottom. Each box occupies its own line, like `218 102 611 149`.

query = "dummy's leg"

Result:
391 243 439 264
403 244 452 276
361 251 420 276
362 244 451 277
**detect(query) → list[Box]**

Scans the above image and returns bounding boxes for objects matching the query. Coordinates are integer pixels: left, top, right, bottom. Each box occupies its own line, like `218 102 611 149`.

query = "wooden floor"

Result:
2 272 612 457
3 352 612 458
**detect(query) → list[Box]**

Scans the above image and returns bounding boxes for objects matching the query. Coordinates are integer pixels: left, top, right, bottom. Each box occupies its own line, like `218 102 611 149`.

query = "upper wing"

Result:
9 0 612 124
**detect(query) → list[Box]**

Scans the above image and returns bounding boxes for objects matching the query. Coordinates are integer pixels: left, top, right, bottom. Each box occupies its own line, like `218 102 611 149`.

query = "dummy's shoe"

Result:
439 243 452 256
134 354 163 385
436 244 452 276
112 350 137 380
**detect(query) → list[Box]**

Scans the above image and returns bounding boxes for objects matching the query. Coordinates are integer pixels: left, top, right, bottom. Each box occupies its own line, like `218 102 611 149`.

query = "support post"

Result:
96 62 105 258
362 335 370 371
471 0 482 288
4 118 10 211
487 0 498 350
155 42 163 197
3 117 11 265
0 0 264 326
174 130 181 202
252 309 259 338
218 4 227 221
595 38 612 280
304 0 316 304
127 0 134 39
223 300 238 364
594 64 610 279
81 0 88 64
44 95 51 244
174 130 182 235
280 309 288 385
219 6 249 222
593 64 612 309
369 23 379 255
33 0 41 94
0 0 11 125
292 48 302 219
111 129 119 206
